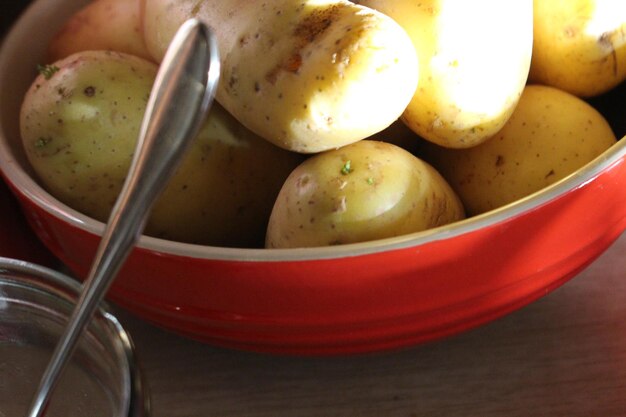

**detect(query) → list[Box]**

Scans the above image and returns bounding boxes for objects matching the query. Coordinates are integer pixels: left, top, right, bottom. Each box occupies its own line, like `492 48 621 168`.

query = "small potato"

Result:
531 0 626 97
423 85 617 216
20 50 302 247
47 0 152 62
356 0 533 148
266 140 464 248
20 50 156 222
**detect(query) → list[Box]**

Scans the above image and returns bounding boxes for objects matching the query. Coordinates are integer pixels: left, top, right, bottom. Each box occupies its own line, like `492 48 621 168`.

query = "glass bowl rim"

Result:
0 256 150 417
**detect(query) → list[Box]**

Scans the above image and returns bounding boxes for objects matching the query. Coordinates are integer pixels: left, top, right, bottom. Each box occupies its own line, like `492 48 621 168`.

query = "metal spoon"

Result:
27 18 220 417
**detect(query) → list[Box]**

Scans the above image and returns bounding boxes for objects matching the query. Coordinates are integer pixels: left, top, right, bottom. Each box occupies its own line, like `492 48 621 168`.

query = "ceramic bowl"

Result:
2 0 626 355
0 257 149 416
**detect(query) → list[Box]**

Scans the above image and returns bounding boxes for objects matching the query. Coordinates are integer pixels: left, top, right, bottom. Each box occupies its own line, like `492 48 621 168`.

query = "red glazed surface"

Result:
2 0 626 355
10 151 626 354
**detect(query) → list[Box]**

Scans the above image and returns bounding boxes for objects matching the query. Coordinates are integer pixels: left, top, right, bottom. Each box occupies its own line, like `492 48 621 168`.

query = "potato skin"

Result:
47 0 152 62
531 0 626 97
20 50 155 221
357 0 532 148
143 0 418 153
424 85 617 215
266 140 464 248
20 50 302 247
148 104 303 247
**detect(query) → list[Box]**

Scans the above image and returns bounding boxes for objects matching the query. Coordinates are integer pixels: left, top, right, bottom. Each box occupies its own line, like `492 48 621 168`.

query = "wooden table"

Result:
113 231 626 417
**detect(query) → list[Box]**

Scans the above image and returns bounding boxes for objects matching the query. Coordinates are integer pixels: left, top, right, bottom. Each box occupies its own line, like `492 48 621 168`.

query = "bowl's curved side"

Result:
118 152 626 354
11 150 626 354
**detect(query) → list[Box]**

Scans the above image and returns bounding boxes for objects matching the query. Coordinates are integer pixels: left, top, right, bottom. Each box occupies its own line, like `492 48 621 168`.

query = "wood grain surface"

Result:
113 232 626 417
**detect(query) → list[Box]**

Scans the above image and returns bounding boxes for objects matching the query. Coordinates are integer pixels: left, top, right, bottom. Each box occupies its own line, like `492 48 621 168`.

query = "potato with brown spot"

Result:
266 140 464 248
423 85 617 215
20 50 155 221
143 0 418 153
20 50 302 248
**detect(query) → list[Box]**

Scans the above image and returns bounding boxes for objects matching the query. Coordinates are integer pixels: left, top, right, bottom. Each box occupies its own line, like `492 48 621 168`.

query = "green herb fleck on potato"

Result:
37 64 59 80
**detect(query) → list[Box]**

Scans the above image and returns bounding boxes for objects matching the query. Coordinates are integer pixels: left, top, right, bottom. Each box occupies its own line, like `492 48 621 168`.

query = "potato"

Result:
20 50 302 248
48 0 152 62
148 104 303 247
20 50 155 222
531 0 626 97
266 140 464 248
143 0 419 153
356 0 533 148
422 85 617 216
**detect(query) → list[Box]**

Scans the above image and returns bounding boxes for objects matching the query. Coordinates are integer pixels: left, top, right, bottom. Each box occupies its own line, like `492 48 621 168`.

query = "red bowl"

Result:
2 0 626 355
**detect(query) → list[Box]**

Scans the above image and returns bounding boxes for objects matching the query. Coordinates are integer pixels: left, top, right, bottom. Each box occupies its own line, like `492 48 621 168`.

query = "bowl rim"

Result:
1 0 625 263
3 128 624 263
0 256 150 416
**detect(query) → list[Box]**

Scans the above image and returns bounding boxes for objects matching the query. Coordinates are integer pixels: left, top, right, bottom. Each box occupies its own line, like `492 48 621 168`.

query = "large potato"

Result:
423 85 617 215
20 50 302 248
356 0 533 148
143 0 419 153
531 0 626 97
47 0 152 62
266 140 464 248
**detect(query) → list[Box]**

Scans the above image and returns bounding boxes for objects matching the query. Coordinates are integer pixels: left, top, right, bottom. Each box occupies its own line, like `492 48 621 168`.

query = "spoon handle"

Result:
28 19 220 417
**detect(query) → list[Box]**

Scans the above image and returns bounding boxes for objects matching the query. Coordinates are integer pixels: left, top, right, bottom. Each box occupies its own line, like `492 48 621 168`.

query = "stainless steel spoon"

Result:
27 18 220 417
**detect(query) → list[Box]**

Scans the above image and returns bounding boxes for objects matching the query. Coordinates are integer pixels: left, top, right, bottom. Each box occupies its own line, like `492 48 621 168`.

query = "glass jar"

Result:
0 257 149 417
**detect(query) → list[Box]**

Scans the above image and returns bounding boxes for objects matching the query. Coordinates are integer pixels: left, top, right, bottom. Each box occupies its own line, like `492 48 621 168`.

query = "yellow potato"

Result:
266 140 464 248
20 50 155 222
531 0 626 97
356 0 533 148
143 0 418 153
423 85 617 215
149 104 303 247
20 50 302 248
47 0 152 62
